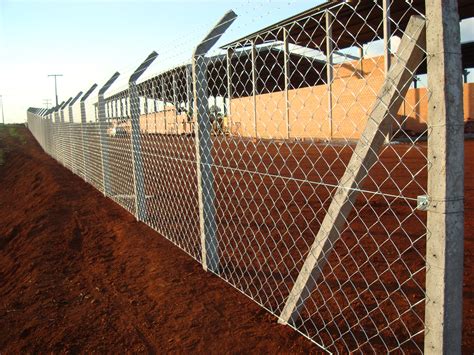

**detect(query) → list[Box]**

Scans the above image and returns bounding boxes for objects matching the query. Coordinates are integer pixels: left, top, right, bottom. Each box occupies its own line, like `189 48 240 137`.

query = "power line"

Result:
43 99 52 109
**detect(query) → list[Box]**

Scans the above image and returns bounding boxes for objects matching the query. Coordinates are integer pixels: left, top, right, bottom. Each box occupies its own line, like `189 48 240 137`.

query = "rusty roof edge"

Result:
220 0 345 49
221 0 473 49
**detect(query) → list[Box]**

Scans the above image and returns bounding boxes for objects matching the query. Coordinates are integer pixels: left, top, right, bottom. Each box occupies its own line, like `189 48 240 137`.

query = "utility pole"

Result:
43 99 52 109
48 74 63 106
0 95 4 125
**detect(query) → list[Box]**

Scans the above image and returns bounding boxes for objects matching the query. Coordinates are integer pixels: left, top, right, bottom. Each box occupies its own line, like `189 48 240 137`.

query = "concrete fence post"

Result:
60 98 72 166
98 72 120 196
46 109 52 155
53 104 62 160
68 91 83 174
80 84 98 183
192 10 237 272
68 92 82 123
54 103 61 123
129 51 158 221
424 0 464 353
61 97 72 122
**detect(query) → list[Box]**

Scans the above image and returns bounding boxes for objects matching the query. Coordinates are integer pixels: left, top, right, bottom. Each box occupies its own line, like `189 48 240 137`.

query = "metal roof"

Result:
103 46 327 103
221 0 474 50
98 1 474 104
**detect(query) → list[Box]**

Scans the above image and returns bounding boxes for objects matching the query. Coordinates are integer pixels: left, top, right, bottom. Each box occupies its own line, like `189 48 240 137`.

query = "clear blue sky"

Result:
0 0 318 123
1 0 473 123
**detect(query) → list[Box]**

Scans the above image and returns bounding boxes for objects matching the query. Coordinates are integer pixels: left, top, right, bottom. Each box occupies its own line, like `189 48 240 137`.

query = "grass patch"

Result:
0 125 26 166
7 126 26 144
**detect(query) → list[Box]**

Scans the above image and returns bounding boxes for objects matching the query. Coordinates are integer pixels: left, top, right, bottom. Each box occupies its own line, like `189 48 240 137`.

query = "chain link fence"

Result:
26 0 466 352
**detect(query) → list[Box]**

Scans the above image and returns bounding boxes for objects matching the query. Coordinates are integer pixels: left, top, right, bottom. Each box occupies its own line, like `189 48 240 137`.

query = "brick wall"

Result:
229 55 473 140
400 83 473 134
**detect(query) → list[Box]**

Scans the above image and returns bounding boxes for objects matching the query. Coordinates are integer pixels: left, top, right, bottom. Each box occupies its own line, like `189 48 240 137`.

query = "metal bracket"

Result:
417 195 430 211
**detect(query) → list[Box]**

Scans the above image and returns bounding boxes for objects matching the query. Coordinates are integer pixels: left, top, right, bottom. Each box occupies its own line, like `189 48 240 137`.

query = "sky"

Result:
0 0 318 123
0 0 473 123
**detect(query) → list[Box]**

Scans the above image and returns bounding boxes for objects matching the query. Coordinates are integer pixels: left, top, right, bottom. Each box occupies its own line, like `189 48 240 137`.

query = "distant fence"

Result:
27 0 466 352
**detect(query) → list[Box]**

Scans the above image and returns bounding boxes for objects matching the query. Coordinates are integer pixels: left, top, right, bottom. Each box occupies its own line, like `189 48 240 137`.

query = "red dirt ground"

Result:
0 125 315 353
0 125 473 352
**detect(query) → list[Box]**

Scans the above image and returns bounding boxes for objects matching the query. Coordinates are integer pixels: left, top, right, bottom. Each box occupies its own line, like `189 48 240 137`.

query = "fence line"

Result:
26 0 466 352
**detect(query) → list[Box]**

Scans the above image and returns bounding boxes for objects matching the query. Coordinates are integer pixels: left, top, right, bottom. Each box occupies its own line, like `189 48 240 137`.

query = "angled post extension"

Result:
129 51 158 221
279 15 426 326
192 10 237 272
98 72 120 196
68 91 83 123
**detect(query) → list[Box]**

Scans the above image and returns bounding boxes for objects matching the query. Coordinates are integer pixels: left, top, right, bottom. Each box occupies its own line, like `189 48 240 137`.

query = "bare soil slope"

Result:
0 125 315 353
0 125 472 353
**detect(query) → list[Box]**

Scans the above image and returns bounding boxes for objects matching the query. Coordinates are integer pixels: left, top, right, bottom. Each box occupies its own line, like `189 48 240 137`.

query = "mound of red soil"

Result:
0 126 315 352
0 125 473 352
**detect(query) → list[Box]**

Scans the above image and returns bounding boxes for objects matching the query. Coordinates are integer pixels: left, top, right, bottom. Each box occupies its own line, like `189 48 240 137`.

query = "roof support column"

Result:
186 65 193 114
325 10 333 140
251 40 258 139
359 46 364 78
283 28 291 140
383 0 391 75
383 0 392 142
226 48 233 135
161 76 167 133
173 70 178 134
186 64 194 134
153 85 158 133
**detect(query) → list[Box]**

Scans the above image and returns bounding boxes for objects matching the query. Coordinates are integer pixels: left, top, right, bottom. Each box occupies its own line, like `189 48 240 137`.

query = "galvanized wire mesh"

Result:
26 1 449 352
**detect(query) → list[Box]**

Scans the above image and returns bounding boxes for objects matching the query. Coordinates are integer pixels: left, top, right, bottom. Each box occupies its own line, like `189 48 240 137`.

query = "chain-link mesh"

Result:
25 1 457 352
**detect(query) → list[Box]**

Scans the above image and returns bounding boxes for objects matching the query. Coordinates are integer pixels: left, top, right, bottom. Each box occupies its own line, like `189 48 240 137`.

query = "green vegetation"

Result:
7 126 26 144
0 124 28 167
